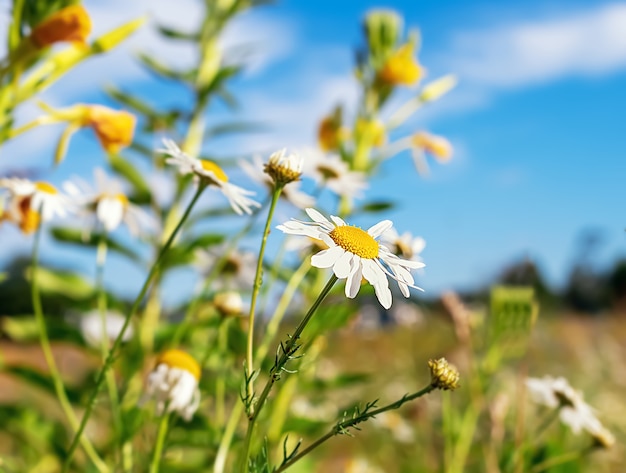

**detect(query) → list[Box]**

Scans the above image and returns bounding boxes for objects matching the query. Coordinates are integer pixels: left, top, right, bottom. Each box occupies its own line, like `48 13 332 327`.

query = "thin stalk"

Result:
95 234 127 471
529 447 591 473
63 183 206 471
240 275 338 472
149 414 171 473
215 317 230 427
213 402 244 473
245 185 283 410
30 224 108 473
274 384 436 473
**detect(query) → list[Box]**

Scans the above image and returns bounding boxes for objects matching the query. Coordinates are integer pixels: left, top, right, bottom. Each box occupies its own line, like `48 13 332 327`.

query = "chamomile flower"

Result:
65 168 149 234
160 139 261 215
0 178 71 233
79 310 133 349
194 244 256 291
142 349 201 421
381 227 425 262
240 155 314 209
300 148 368 200
526 376 605 435
277 208 424 309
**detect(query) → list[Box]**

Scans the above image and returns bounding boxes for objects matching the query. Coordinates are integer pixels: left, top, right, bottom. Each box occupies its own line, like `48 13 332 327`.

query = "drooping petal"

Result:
345 256 362 298
97 197 124 231
333 250 353 278
311 245 345 269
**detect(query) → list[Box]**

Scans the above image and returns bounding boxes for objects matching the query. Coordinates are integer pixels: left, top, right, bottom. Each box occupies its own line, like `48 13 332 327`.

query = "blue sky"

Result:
1 0 625 302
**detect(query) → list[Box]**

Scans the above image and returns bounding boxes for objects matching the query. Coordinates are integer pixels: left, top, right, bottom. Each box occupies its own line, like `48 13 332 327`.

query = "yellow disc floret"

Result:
35 181 58 194
329 225 379 259
156 349 201 381
199 160 229 183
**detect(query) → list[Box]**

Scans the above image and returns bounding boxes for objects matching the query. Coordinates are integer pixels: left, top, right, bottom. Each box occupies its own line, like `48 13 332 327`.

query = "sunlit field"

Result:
1 1 624 472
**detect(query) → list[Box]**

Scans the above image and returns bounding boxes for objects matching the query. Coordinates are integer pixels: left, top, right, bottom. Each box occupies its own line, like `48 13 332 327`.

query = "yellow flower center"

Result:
329 225 379 259
316 164 341 180
114 193 129 207
379 43 422 86
199 160 229 183
35 181 58 194
156 349 201 381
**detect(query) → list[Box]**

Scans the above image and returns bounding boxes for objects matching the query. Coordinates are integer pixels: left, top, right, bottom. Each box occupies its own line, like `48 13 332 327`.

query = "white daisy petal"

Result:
311 246 345 269
346 256 362 298
367 220 393 238
330 215 346 227
97 197 125 231
332 250 353 278
305 208 332 226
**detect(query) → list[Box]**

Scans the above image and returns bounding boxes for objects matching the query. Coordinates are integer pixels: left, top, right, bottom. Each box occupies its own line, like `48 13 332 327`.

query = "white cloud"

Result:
447 3 626 87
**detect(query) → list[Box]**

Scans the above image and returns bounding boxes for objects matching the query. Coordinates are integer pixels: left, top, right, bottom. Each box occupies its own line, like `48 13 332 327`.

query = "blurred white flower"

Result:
526 376 608 436
142 349 201 421
300 148 367 200
0 178 71 233
64 168 151 234
277 208 424 309
160 139 260 215
240 155 314 209
213 291 244 316
381 227 425 262
372 411 415 443
194 244 256 291
80 310 133 348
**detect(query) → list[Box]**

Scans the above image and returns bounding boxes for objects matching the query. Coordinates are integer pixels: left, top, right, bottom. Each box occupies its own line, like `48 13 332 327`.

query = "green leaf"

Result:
205 121 267 139
156 25 200 42
26 267 95 300
161 233 225 270
355 200 395 214
137 52 194 82
107 85 160 117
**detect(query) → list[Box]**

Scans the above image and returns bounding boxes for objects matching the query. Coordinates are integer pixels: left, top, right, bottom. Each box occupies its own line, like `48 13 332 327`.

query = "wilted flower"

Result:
80 310 133 348
378 43 422 86
412 131 452 162
142 349 201 421
318 114 348 152
65 168 149 234
0 178 70 233
428 357 460 391
160 139 260 215
277 208 424 309
240 155 314 209
526 376 608 436
263 149 303 186
30 5 91 48
301 148 368 201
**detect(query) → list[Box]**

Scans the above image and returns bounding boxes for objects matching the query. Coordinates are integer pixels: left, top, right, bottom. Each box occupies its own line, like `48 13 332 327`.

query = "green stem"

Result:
239 274 338 472
150 414 171 473
213 402 244 473
245 185 283 412
274 384 436 473
63 183 206 471
96 234 127 471
215 317 230 427
30 224 108 473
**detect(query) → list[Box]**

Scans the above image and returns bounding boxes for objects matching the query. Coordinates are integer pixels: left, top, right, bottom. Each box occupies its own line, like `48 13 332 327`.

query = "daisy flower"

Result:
240 155 314 209
300 148 368 200
0 178 71 233
65 168 150 234
142 349 201 421
381 227 425 262
194 244 256 291
526 376 606 435
277 208 424 309
160 139 260 215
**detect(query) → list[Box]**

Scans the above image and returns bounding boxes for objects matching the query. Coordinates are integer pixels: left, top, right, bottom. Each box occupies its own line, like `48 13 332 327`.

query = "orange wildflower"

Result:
378 43 422 86
83 105 136 153
318 115 347 152
30 5 92 48
412 131 452 162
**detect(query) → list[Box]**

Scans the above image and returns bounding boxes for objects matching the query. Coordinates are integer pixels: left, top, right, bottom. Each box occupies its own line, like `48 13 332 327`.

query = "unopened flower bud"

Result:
428 357 460 391
264 149 302 186
364 9 403 58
